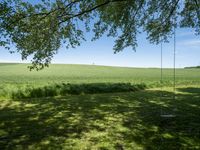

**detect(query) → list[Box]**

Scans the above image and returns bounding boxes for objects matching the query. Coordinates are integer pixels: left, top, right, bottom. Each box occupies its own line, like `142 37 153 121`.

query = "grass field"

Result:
0 63 200 85
0 63 200 149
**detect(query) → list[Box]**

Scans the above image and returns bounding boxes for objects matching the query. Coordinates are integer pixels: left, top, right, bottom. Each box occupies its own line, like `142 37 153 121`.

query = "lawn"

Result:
0 63 200 149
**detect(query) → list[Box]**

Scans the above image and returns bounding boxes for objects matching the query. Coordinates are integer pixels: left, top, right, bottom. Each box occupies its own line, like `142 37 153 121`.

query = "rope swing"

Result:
160 21 177 118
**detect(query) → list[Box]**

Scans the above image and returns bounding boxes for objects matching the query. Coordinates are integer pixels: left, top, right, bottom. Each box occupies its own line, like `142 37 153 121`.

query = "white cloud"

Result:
178 40 200 48
178 31 195 37
184 40 200 46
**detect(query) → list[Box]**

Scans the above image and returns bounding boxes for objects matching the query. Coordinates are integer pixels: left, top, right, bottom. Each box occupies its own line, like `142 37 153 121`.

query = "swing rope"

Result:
160 21 176 118
160 39 163 115
173 21 176 101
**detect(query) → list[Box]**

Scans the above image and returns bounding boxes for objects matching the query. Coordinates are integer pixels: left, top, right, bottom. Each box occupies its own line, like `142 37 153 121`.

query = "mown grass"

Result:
0 87 200 149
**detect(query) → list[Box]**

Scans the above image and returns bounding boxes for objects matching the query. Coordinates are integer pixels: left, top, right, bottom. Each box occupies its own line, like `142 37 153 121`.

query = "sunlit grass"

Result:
0 63 200 86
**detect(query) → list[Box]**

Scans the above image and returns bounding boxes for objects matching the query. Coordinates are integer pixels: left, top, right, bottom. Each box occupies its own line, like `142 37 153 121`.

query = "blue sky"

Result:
0 27 199 68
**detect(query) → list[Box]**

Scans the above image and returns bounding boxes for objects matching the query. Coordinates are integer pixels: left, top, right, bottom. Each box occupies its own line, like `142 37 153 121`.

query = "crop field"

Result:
0 63 200 149
1 63 200 85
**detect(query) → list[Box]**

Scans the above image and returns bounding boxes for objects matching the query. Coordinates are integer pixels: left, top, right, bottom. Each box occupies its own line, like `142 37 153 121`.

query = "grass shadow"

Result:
0 87 200 149
177 87 200 95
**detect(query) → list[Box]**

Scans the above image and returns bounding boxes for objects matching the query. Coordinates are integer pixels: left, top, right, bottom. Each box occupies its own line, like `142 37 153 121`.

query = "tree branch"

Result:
160 0 180 32
58 0 127 26
193 0 200 20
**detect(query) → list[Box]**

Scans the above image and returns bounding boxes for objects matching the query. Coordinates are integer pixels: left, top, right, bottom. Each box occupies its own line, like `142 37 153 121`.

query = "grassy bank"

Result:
3 83 146 99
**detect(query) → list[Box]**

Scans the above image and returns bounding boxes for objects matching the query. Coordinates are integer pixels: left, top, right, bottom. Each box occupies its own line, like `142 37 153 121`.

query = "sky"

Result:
0 27 199 68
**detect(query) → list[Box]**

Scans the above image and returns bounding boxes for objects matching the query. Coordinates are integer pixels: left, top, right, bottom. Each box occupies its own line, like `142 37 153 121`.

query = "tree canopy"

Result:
0 0 199 70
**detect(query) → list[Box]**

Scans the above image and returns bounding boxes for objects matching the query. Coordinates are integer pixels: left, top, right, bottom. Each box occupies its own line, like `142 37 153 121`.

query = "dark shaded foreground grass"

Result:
0 87 200 150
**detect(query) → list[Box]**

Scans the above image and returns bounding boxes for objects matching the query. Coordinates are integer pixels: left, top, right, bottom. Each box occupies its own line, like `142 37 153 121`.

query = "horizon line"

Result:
0 61 190 69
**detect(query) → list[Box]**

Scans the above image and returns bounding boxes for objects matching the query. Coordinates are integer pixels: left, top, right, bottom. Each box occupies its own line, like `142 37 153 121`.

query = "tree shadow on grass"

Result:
178 87 200 95
0 87 200 149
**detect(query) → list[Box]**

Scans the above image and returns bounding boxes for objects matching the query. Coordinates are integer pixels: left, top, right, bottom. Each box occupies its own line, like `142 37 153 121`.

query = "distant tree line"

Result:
184 66 200 69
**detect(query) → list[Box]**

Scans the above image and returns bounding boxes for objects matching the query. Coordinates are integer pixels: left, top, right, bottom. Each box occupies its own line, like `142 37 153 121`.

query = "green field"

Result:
0 63 200 149
1 63 200 85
